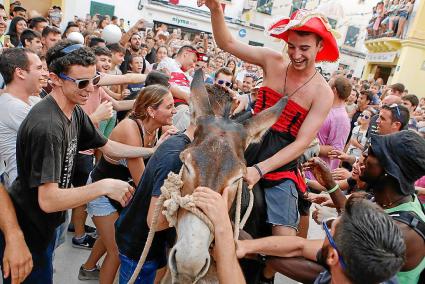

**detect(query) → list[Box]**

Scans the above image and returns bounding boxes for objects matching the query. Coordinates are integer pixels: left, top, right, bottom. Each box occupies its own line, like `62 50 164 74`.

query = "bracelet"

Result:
253 164 264 177
326 184 339 194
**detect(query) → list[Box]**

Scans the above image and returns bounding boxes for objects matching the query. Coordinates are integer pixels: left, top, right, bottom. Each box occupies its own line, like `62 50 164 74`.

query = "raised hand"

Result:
303 157 336 190
121 89 131 99
331 167 351 181
92 101 113 122
328 149 351 162
197 0 221 10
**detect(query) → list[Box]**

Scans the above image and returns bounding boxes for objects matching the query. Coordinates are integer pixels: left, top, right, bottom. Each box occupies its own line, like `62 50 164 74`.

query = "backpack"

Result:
389 210 425 283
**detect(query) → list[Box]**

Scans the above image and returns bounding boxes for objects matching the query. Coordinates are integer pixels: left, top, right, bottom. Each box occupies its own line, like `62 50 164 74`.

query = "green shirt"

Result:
385 195 425 284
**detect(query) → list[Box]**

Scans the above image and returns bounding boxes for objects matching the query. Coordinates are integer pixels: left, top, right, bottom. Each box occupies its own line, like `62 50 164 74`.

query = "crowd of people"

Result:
366 0 415 39
0 0 424 284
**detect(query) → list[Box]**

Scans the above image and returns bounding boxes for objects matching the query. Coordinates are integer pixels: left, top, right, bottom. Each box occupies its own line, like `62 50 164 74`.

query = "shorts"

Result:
264 179 300 231
119 253 159 284
86 175 117 217
399 11 409 19
173 104 190 132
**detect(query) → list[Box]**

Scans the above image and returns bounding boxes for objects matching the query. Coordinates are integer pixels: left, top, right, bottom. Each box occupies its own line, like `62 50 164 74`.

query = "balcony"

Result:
364 37 402 53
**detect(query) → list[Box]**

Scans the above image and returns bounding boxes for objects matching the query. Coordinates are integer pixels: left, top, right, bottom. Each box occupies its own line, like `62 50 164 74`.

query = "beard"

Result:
360 173 388 193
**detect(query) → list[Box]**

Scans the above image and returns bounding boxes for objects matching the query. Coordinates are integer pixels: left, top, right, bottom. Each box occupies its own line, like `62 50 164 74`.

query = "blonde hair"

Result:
130 84 170 120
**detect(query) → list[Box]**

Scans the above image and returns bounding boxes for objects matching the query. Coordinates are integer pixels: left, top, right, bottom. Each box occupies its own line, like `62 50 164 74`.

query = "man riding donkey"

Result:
199 0 338 282
115 70 287 284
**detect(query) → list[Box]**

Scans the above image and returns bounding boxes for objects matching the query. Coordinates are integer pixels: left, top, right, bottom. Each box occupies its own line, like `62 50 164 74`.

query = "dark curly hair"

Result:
46 40 96 75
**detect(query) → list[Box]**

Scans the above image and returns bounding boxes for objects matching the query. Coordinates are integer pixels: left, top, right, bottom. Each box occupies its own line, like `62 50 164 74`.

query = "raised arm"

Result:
97 73 147 86
200 0 281 68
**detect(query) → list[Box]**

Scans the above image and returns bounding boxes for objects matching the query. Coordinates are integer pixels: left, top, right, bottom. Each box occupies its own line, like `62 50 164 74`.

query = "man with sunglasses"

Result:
0 41 154 283
236 195 405 284
214 67 234 89
377 103 409 135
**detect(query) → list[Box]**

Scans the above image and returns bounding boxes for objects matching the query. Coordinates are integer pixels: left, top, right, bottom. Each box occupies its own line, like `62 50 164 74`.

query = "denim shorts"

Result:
264 179 300 231
86 175 117 217
399 10 409 19
119 253 158 284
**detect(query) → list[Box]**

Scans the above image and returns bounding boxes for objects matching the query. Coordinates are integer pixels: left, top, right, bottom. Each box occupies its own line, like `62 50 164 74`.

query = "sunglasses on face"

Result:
217 79 232 88
58 72 101 89
360 113 370 119
322 217 347 270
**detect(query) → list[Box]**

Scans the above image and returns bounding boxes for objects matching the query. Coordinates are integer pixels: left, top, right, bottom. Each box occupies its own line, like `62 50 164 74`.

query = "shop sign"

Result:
366 52 397 63
171 16 198 28
239 29 247 38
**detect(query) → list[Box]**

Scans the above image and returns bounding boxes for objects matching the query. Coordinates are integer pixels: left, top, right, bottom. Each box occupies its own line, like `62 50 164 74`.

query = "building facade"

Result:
362 0 424 97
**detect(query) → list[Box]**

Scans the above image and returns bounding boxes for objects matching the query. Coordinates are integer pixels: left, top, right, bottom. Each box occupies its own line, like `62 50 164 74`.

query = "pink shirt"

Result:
317 105 351 170
415 176 425 203
81 86 112 120
79 87 112 155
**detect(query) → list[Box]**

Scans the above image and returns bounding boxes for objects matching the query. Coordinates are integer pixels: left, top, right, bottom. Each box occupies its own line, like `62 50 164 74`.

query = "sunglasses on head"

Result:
58 72 101 89
217 79 232 88
388 103 401 119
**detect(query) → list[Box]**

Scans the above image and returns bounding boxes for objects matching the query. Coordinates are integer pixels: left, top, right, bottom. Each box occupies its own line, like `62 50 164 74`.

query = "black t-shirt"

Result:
115 133 191 263
367 114 379 137
8 95 107 252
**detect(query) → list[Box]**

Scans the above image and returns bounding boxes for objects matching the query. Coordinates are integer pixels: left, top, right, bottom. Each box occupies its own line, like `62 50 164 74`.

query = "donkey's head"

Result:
168 70 286 283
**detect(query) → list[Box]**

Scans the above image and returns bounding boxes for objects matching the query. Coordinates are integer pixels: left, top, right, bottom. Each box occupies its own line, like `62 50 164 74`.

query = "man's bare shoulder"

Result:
310 77 333 100
262 47 284 61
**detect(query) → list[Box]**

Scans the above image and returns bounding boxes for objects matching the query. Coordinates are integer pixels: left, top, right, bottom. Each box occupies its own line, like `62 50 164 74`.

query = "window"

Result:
344 26 360 47
90 1 115 17
290 0 307 15
257 0 273 15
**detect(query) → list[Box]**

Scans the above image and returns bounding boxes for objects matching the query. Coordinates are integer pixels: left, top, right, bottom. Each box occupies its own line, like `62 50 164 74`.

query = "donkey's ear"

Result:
190 69 213 124
243 97 288 147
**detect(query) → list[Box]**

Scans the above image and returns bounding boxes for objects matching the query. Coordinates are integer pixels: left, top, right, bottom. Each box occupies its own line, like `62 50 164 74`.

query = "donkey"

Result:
164 69 287 284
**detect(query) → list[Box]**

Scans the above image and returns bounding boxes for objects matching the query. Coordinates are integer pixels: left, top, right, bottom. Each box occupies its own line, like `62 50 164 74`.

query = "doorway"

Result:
374 65 392 84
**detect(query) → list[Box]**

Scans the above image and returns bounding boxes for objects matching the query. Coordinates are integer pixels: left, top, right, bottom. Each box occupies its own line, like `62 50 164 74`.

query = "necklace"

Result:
283 63 317 98
381 195 410 208
143 125 155 136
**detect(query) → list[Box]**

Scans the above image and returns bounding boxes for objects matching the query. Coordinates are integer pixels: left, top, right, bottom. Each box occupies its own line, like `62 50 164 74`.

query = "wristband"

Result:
326 184 339 194
253 164 264 177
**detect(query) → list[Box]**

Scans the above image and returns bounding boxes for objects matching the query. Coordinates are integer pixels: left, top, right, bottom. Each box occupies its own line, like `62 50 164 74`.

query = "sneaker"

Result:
68 224 96 234
78 265 100 281
72 234 96 250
